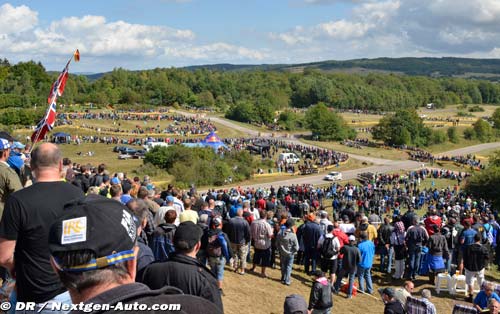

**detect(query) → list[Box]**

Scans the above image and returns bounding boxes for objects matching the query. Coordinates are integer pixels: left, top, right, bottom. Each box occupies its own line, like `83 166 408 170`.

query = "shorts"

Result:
465 268 484 286
321 258 338 275
253 247 272 267
208 256 226 281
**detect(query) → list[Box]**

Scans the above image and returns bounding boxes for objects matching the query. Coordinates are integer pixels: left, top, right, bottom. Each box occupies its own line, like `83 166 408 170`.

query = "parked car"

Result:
113 146 127 153
323 171 342 181
133 150 146 159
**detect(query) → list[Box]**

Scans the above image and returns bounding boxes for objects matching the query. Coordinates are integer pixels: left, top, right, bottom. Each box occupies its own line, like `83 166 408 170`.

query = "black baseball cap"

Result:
174 221 203 250
49 195 137 272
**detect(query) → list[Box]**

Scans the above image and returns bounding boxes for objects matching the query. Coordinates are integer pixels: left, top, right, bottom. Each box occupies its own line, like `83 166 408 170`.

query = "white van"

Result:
143 142 169 151
279 152 300 164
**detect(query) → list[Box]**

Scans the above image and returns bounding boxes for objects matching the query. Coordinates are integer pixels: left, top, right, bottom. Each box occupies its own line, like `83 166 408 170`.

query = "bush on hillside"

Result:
144 145 254 188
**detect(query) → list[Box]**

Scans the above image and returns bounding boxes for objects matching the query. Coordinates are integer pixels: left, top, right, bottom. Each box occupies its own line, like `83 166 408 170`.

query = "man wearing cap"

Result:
48 195 221 314
142 221 223 312
0 143 84 312
333 235 361 298
206 217 232 293
0 138 22 218
381 288 405 314
0 138 22 291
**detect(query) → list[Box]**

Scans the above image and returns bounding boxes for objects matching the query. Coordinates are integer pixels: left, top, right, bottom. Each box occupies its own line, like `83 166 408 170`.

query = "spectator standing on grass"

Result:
378 216 394 273
426 224 449 285
405 217 428 280
0 138 22 297
308 270 333 314
250 210 274 278
302 213 322 275
318 225 340 286
355 216 378 242
0 143 84 313
357 231 375 294
464 233 490 302
277 218 299 286
391 221 406 280
333 235 361 299
459 220 478 274
206 217 232 294
284 294 308 314
226 208 251 275
442 217 462 273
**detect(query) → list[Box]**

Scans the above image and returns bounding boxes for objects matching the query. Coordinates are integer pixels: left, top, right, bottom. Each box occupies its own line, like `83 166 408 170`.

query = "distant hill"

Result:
181 57 500 79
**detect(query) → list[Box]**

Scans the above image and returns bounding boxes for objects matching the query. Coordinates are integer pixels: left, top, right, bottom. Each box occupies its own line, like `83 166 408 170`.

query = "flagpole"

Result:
30 50 79 152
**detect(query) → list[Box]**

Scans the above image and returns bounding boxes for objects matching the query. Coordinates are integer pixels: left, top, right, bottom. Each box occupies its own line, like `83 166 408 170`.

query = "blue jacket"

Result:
302 221 322 251
358 239 375 269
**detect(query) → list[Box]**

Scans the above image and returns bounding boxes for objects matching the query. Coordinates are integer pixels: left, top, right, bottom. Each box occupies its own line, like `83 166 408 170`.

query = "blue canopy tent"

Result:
201 132 227 151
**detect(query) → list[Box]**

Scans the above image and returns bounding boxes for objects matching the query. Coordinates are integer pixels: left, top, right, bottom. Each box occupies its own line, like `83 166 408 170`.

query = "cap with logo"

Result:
0 138 10 151
49 195 137 272
12 142 25 150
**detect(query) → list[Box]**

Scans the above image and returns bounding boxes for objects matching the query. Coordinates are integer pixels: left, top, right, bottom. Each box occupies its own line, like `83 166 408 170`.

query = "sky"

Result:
1 0 500 72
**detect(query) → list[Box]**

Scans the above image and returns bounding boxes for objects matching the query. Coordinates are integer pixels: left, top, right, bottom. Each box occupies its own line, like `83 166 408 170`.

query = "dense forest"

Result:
1 57 500 125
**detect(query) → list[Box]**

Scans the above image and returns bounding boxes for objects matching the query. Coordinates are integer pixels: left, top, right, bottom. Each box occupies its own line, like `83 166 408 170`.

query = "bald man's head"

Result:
31 143 62 171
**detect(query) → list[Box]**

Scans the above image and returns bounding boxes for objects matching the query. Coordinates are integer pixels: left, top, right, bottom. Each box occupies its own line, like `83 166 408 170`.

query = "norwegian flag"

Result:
31 102 57 143
47 67 69 104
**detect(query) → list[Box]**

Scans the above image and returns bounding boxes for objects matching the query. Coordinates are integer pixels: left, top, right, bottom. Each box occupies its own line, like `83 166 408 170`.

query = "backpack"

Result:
207 233 223 257
321 236 337 259
151 231 176 262
483 224 494 245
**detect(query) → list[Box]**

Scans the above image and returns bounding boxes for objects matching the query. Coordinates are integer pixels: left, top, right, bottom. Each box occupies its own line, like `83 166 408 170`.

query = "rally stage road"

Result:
173 109 500 190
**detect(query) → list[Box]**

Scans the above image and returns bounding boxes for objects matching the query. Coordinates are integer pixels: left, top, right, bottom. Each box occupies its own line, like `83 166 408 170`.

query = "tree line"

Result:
2 58 500 121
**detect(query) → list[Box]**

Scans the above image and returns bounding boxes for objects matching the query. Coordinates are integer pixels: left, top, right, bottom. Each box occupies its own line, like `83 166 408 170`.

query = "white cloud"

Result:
166 43 267 61
0 4 268 70
270 0 500 60
0 3 38 34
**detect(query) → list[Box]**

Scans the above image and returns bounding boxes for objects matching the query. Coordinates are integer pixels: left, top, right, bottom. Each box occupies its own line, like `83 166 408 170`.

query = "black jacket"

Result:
340 244 361 273
308 279 333 310
464 243 489 272
384 300 405 314
378 223 394 246
71 282 222 314
142 253 223 312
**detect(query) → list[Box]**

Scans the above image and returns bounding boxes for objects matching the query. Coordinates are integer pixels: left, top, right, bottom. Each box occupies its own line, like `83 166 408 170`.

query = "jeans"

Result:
304 248 318 274
379 246 393 273
408 246 422 278
280 254 294 284
334 269 356 297
357 266 373 294
16 291 71 314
